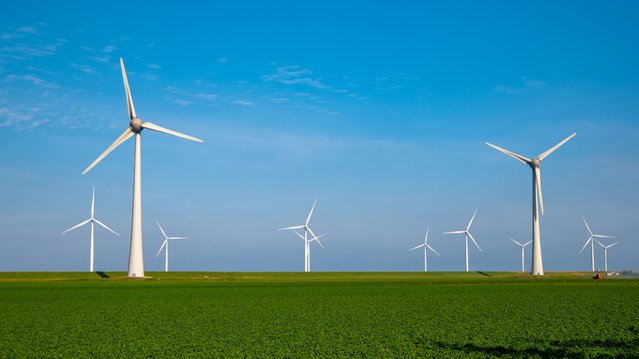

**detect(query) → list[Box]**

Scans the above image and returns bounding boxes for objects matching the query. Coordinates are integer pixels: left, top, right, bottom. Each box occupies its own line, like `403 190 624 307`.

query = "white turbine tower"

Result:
509 238 532 272
82 58 203 278
443 210 482 272
155 220 188 272
61 186 119 272
486 132 576 275
278 200 324 272
595 239 619 273
580 216 614 272
410 226 440 272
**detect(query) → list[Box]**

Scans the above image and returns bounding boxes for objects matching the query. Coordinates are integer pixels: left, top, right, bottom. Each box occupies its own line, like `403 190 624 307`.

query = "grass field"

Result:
0 272 638 357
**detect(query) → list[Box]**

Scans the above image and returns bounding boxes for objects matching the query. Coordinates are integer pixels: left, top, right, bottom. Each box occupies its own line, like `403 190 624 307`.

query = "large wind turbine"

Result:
509 238 532 272
443 210 482 272
595 239 619 273
410 226 439 272
486 133 576 275
278 200 324 272
61 186 119 272
155 220 188 272
580 216 614 272
82 58 203 278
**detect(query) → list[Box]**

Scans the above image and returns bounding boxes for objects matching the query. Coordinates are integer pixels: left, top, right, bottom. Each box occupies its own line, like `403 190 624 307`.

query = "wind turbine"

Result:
509 238 532 272
82 58 203 278
410 226 440 272
443 210 482 272
278 200 324 272
61 186 119 272
155 220 188 272
595 239 619 273
580 216 614 272
486 132 576 275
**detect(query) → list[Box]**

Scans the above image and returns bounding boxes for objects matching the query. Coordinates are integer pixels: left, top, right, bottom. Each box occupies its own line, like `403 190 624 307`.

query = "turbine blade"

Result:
523 241 532 247
305 200 317 226
156 240 167 258
306 226 319 242
82 128 134 174
509 237 523 246
594 239 604 248
607 242 619 248
424 226 429 243
467 209 477 231
426 244 440 256
582 216 593 236
120 58 136 120
140 122 204 143
579 237 592 254
443 230 465 234
292 230 306 241
593 234 615 239
485 142 531 165
61 219 91 235
94 219 120 236
311 233 326 248
467 232 482 252
537 132 577 161
167 236 188 240
91 186 95 218
279 225 305 231
156 220 168 239
535 166 544 215
410 244 426 251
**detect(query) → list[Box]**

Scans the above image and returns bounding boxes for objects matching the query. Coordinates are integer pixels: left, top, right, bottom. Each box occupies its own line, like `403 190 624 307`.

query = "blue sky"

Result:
1 1 638 272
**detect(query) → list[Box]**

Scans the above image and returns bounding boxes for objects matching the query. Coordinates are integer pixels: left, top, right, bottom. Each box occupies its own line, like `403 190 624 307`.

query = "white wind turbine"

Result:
580 216 614 272
509 238 532 272
155 220 188 272
486 133 576 275
410 226 440 272
443 210 482 272
595 239 619 273
61 186 119 272
82 58 203 278
278 200 324 272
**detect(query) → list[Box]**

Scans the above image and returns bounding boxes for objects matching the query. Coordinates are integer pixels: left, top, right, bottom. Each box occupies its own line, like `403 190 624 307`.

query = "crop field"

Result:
0 272 638 358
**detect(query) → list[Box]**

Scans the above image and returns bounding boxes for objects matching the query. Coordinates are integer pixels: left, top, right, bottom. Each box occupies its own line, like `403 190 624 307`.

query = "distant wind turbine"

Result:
595 239 619 273
410 226 439 272
82 58 203 278
486 132 576 275
509 238 532 272
580 216 614 272
61 186 119 272
444 210 482 272
278 200 324 272
155 220 188 272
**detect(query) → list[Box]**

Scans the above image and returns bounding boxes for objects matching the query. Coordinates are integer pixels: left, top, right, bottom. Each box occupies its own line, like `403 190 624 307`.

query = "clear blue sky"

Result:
1 1 637 272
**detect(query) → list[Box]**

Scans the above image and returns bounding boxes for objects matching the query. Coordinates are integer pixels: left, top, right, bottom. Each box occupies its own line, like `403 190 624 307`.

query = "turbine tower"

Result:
82 58 203 278
486 133 576 275
580 216 614 272
444 210 482 272
509 238 532 272
155 220 188 272
278 200 324 272
61 186 119 272
595 239 619 273
410 226 440 272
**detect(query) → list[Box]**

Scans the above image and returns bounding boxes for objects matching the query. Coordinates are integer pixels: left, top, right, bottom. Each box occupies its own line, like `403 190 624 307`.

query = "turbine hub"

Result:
531 158 540 168
130 118 144 133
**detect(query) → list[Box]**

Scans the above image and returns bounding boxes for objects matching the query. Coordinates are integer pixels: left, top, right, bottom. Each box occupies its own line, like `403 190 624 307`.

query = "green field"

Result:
1 272 638 357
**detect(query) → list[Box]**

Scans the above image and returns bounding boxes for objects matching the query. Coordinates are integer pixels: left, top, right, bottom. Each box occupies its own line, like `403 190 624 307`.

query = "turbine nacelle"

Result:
531 158 541 168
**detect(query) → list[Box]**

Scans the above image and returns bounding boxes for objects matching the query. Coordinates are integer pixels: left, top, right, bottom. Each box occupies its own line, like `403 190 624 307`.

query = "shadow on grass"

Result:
95 271 110 279
477 271 493 277
429 337 639 357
